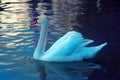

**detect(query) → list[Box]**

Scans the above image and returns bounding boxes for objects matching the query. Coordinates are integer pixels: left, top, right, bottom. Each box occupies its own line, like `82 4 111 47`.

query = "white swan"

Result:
32 16 107 62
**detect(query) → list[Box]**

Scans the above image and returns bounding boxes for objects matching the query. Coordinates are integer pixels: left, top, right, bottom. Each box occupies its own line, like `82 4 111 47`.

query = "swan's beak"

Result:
31 18 38 25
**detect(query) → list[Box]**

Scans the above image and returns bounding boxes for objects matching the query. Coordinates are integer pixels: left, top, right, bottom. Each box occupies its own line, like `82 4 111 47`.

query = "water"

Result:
0 0 120 80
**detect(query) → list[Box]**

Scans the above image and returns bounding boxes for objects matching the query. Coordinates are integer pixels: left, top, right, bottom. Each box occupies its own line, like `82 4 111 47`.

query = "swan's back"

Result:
40 31 84 61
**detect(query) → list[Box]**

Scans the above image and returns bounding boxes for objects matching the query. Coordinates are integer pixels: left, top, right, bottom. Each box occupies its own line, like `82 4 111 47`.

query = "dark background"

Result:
74 0 120 79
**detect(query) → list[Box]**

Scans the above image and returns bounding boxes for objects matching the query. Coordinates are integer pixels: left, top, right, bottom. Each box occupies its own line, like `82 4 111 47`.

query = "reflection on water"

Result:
0 0 120 80
34 61 101 80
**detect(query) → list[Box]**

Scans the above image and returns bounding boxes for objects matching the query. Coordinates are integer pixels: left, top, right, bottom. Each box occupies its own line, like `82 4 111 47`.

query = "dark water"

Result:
0 0 120 80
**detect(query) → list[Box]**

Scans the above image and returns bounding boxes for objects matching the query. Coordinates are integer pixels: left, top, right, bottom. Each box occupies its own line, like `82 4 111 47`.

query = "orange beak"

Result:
31 18 38 25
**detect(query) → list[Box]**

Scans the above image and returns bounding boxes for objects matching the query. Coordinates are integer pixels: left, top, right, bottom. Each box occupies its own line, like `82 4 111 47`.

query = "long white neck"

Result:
33 17 48 59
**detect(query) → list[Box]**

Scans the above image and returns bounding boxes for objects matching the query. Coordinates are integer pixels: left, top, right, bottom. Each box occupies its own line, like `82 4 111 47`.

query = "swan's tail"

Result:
95 42 107 50
83 42 107 59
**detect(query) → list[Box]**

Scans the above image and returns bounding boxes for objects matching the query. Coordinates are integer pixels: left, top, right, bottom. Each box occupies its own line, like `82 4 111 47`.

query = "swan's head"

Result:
31 16 48 25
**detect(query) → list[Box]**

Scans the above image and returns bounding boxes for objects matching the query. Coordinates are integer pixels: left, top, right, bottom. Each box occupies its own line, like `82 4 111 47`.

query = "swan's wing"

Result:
81 42 107 59
40 31 84 61
69 42 107 61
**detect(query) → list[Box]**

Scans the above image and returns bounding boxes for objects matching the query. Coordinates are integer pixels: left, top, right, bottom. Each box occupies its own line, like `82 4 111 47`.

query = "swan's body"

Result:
33 16 107 62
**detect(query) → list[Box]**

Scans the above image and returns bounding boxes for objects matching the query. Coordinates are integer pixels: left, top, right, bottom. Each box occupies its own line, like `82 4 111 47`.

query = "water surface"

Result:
0 0 120 80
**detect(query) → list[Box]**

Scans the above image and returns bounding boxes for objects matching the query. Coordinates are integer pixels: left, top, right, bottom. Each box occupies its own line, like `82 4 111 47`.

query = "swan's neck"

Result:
33 18 48 59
